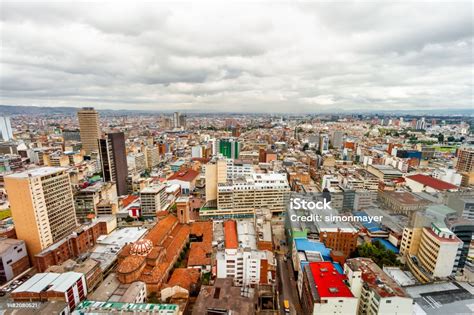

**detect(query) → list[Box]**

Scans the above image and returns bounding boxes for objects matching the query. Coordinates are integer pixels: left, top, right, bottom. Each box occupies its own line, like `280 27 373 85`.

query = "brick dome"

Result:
130 239 153 256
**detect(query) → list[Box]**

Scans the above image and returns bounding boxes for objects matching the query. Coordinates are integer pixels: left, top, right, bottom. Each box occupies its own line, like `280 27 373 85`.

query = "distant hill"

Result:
0 104 472 116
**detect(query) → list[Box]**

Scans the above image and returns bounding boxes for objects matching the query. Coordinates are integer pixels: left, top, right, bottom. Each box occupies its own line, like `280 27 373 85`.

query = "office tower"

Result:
99 132 128 196
415 117 426 130
0 116 13 141
330 131 344 149
145 146 160 169
77 107 101 154
4 167 78 260
172 112 181 128
319 134 329 153
218 138 240 159
179 114 187 129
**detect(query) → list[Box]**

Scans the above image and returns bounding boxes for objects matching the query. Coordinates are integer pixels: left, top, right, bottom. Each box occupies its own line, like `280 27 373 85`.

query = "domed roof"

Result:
130 239 153 256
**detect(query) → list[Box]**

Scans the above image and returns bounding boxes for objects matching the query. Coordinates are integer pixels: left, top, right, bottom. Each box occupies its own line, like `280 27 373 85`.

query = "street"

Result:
276 254 302 315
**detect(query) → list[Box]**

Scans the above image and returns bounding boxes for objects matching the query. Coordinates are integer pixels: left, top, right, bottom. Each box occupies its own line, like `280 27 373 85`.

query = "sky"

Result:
0 1 473 113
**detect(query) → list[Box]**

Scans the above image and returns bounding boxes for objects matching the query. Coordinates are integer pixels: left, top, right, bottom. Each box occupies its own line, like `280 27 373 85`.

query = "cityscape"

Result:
0 1 473 315
0 109 472 314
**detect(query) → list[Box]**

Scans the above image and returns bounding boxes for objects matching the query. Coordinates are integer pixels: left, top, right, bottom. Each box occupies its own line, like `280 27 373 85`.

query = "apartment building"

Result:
406 223 462 283
344 258 413 314
145 146 160 169
127 152 146 173
5 167 78 260
216 220 269 286
75 182 118 223
300 262 357 315
140 184 167 218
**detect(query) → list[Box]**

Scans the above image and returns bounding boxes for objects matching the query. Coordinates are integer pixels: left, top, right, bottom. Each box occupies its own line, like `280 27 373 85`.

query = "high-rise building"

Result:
4 167 78 260
77 107 100 154
456 147 474 173
319 134 329 153
218 138 240 159
0 116 13 141
99 132 128 196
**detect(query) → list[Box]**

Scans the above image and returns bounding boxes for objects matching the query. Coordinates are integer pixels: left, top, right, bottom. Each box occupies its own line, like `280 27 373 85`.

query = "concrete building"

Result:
206 173 290 217
99 132 128 196
127 152 147 173
0 116 13 141
216 220 270 286
301 262 357 315
456 147 474 173
11 272 87 312
406 222 462 283
77 107 100 154
345 258 413 314
89 273 147 303
0 238 29 284
405 174 458 193
167 169 199 195
192 278 256 315
140 184 167 218
145 146 160 170
74 182 118 223
367 165 403 181
447 196 474 220
218 138 240 159
4 167 78 260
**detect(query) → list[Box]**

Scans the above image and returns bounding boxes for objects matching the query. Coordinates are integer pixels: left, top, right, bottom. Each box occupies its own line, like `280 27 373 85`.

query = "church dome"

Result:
130 239 153 256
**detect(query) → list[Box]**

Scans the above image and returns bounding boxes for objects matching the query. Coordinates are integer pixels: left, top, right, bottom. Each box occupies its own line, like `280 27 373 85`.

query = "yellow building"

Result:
5 167 78 261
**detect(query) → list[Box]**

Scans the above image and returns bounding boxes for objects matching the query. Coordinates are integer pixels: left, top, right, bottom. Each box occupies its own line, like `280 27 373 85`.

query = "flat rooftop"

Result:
6 166 67 179
407 281 474 315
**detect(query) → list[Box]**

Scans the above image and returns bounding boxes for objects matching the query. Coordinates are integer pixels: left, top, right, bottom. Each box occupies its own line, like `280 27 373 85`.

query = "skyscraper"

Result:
218 138 240 159
4 167 78 260
0 116 13 141
99 132 128 196
77 107 100 154
456 147 474 173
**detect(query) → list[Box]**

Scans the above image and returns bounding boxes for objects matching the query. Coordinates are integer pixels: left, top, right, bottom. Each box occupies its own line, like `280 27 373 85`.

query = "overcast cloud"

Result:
0 1 472 113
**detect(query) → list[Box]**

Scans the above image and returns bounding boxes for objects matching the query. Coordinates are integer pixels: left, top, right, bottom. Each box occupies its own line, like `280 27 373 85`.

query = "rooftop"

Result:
345 258 409 298
167 169 199 182
407 174 458 191
308 262 353 298
6 166 66 179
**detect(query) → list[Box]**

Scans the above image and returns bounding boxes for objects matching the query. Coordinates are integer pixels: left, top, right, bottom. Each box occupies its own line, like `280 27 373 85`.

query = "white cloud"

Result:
0 1 472 112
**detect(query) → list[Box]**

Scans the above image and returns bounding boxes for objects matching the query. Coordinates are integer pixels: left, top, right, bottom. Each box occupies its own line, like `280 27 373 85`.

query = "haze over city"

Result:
1 1 473 113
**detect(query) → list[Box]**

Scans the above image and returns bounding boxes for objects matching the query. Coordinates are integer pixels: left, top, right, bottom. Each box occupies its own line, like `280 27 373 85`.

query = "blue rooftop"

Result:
353 211 383 232
294 239 331 261
372 238 399 254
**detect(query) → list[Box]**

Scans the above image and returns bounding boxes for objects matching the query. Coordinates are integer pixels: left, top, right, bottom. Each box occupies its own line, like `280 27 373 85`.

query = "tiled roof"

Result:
165 268 200 291
145 215 178 246
167 169 199 182
407 174 458 190
224 220 238 249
